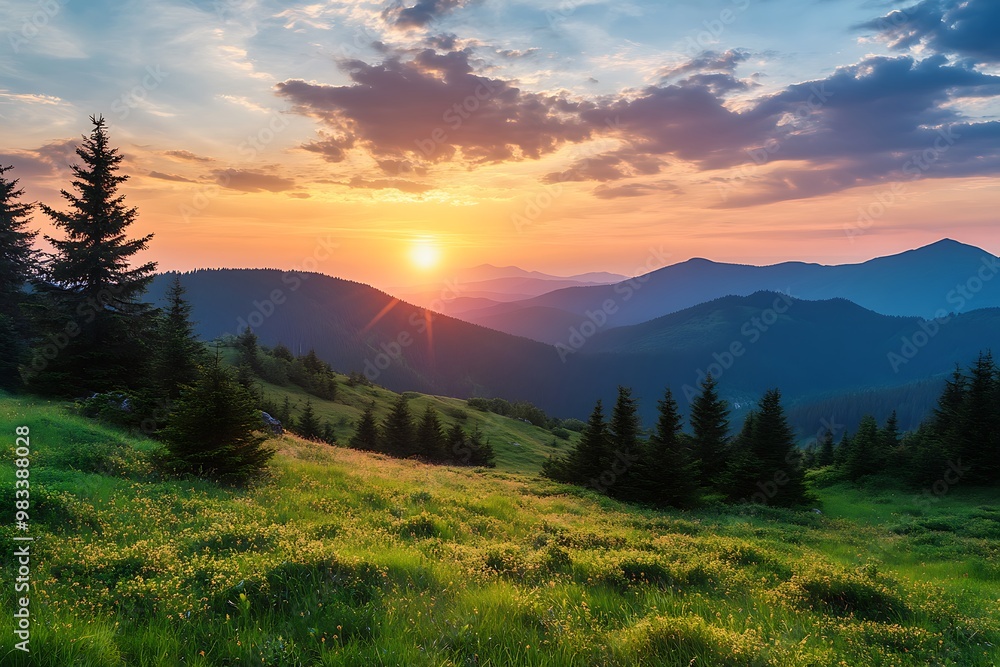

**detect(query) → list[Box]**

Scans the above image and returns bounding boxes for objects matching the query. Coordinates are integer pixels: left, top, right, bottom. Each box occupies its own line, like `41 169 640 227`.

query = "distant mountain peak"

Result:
911 238 986 255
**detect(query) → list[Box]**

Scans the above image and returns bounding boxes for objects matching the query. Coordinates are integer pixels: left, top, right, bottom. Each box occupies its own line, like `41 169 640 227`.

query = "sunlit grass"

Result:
0 394 997 666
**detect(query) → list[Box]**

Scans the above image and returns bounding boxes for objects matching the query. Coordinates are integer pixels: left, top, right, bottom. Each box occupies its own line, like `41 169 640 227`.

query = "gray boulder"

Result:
261 411 283 435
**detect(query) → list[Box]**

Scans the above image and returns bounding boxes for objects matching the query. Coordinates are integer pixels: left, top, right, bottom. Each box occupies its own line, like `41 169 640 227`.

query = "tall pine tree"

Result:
544 399 611 488
416 405 446 461
380 394 415 457
31 116 157 395
748 389 806 506
608 385 642 498
350 405 380 451
632 388 698 507
690 374 730 490
958 352 998 483
297 398 322 440
154 275 203 399
0 164 36 390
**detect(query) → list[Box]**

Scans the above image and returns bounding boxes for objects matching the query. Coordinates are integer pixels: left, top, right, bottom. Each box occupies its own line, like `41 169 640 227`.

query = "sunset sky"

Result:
1 0 998 289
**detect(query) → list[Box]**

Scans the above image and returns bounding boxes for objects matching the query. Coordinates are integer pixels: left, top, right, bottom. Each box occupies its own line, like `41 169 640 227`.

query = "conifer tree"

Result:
817 428 836 467
154 275 203 399
297 398 322 440
0 165 36 390
466 424 496 467
161 353 272 485
445 422 466 462
277 395 293 426
550 399 611 487
30 117 157 395
416 405 446 461
608 385 642 498
381 394 415 457
350 404 380 451
0 164 36 313
721 411 761 501
844 415 879 481
235 327 261 373
931 366 966 450
958 352 998 483
301 348 325 374
750 389 806 506
322 420 336 445
633 388 698 507
882 410 901 450
690 374 731 489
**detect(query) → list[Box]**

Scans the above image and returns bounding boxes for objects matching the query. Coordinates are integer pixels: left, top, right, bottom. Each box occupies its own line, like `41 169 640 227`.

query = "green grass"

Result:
0 394 998 666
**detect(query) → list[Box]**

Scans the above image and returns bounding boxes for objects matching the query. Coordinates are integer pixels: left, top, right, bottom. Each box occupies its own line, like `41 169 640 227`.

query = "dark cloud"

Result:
276 49 591 165
599 55 1000 206
657 49 750 80
425 33 458 50
543 151 662 183
385 0 471 28
376 158 428 177
278 43 1000 207
214 169 296 193
301 133 356 163
287 192 311 199
148 171 198 183
583 75 777 164
858 0 1000 64
0 139 77 180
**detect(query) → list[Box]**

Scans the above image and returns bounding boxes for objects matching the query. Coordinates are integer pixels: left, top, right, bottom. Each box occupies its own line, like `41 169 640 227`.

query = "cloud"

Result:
148 171 198 183
0 139 78 180
593 183 673 199
346 177 434 193
287 192 311 199
214 168 296 192
164 150 214 162
858 0 1000 64
582 74 776 164
385 0 473 28
657 49 750 80
276 49 591 166
593 54 1000 206
543 151 662 183
276 42 1000 207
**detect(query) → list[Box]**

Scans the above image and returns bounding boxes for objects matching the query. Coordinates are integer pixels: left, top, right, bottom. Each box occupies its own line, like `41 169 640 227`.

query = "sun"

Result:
410 238 441 270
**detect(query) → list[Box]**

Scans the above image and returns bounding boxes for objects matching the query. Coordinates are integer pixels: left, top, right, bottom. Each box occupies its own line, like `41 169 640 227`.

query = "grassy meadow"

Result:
1 393 998 666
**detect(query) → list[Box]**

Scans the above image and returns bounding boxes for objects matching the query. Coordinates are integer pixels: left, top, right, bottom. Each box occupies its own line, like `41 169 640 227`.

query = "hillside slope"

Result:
219 346 580 473
0 395 997 666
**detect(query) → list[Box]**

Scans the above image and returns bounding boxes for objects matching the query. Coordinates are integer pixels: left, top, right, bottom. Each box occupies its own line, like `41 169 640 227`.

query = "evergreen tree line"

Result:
820 352 1000 488
350 396 496 467
0 117 272 484
542 377 809 508
234 329 339 401
466 396 550 428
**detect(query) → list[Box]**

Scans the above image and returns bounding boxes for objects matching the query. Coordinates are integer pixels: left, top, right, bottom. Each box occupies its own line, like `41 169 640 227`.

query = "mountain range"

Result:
449 239 1000 344
148 241 1000 434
